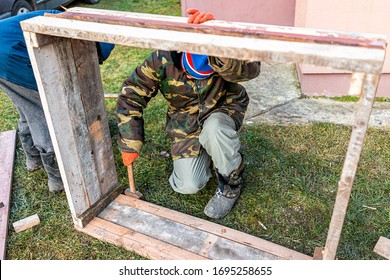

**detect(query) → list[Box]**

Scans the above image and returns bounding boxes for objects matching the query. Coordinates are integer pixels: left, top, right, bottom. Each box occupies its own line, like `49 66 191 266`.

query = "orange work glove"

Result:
122 152 139 166
186 8 215 24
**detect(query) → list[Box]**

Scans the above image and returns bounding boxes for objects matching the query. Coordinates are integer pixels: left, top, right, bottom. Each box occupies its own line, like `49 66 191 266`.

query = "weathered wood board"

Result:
322 73 381 260
22 33 122 227
373 236 390 259
77 217 207 260
12 214 40 233
21 8 386 74
76 194 312 260
0 130 17 260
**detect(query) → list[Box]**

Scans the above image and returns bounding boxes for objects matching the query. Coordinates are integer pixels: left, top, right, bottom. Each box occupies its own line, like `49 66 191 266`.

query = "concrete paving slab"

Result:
242 62 301 119
243 62 390 129
246 98 390 129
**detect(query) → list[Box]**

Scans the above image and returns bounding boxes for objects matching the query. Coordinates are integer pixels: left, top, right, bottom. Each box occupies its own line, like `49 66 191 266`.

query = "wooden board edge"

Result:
75 217 208 260
115 194 312 260
65 7 387 41
312 247 324 260
373 236 390 259
20 17 385 74
75 184 124 228
0 130 17 260
55 8 386 49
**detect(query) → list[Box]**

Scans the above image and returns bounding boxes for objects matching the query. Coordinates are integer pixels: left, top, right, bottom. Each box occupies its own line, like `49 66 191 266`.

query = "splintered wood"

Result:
20 7 386 260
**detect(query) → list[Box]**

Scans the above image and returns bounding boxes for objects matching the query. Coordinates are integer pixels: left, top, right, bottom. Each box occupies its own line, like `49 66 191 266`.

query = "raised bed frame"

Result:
20 7 386 260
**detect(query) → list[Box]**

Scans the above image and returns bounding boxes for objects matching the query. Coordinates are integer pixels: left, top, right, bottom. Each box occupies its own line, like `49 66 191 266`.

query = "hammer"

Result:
124 163 143 199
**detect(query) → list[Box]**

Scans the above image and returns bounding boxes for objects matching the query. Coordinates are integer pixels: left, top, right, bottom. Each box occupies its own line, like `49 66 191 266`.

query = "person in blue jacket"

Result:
0 10 114 192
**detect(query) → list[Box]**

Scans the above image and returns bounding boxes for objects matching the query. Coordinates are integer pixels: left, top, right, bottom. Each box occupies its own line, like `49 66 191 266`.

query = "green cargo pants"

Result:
169 112 242 194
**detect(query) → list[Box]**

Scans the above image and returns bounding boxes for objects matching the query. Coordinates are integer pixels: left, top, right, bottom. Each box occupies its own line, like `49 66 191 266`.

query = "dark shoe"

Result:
25 155 43 172
48 178 64 193
40 152 64 192
204 159 245 219
18 129 43 172
204 186 241 219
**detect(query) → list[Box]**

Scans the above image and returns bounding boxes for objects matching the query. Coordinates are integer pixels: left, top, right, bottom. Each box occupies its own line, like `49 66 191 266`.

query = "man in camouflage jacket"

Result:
117 10 260 218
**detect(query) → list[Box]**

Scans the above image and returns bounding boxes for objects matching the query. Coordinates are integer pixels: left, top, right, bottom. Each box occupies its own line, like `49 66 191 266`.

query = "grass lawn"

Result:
1 0 389 260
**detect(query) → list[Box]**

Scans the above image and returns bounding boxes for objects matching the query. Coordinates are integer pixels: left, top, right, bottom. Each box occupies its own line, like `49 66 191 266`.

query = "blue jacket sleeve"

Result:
0 10 114 90
0 10 61 90
97 42 115 64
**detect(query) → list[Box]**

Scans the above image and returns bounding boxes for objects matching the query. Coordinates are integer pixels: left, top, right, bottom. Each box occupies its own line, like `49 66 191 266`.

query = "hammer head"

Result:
124 188 143 199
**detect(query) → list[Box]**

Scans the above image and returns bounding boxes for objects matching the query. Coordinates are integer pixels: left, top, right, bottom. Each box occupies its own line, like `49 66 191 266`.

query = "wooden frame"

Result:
20 7 386 260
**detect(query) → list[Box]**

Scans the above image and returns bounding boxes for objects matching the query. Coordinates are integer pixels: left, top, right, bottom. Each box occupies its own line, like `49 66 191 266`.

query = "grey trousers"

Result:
169 112 242 194
0 78 54 154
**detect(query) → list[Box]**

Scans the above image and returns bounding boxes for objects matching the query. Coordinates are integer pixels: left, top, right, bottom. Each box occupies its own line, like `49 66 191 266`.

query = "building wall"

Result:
181 0 296 26
295 0 390 72
295 0 390 97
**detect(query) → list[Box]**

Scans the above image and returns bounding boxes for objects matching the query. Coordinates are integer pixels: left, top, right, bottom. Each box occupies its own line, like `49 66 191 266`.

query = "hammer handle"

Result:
127 164 136 193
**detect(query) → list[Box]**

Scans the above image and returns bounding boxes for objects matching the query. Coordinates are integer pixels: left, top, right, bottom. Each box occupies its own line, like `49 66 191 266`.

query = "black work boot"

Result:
204 159 245 219
18 129 43 172
40 152 64 192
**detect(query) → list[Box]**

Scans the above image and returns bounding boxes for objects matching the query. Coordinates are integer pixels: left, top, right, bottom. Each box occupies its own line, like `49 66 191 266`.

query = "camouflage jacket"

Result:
117 50 260 160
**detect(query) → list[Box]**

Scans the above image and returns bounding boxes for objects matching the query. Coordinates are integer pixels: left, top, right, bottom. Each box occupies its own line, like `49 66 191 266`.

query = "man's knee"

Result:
200 113 237 145
203 113 228 130
169 172 208 194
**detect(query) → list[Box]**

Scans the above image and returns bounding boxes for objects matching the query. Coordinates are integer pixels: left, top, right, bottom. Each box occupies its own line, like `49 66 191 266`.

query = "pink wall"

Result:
295 0 390 72
295 0 390 97
181 0 296 26
181 0 390 97
296 71 390 98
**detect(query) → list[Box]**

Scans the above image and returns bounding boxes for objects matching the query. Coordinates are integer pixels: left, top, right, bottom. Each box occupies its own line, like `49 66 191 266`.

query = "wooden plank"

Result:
20 15 386 74
99 200 281 260
23 32 120 227
323 73 381 260
373 236 390 259
50 10 386 49
63 7 387 47
0 130 16 260
12 214 40 233
71 39 118 197
23 34 101 219
312 247 324 260
75 217 207 260
112 194 311 260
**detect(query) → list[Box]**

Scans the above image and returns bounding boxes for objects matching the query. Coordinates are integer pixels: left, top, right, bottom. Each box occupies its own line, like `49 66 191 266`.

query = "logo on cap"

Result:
181 52 215 79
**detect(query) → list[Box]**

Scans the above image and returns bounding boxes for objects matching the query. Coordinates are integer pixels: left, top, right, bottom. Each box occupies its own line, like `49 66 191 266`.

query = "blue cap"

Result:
181 52 214 79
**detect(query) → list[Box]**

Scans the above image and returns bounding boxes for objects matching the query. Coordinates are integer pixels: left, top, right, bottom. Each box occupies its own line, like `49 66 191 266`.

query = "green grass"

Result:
1 0 389 260
310 95 390 103
70 0 182 16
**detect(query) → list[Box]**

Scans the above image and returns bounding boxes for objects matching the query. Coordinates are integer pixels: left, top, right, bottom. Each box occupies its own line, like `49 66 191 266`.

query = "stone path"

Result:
242 63 390 129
